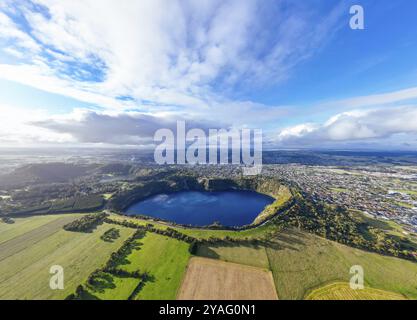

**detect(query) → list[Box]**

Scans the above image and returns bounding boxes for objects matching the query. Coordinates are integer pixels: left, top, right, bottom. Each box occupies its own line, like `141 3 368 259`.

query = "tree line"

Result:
105 218 198 243
106 217 268 252
63 212 108 232
65 229 149 300
275 190 417 261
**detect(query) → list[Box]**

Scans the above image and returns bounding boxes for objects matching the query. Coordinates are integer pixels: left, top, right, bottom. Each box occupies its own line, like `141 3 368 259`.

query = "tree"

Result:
189 240 198 255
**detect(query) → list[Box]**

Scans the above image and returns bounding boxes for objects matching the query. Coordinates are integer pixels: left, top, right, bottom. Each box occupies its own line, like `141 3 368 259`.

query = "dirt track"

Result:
177 257 278 300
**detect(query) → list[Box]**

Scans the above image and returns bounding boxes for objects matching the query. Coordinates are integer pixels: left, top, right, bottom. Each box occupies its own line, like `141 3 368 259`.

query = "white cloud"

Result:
0 104 73 146
0 0 345 116
276 106 417 148
320 87 417 111
30 108 224 146
9 0 415 150
277 123 319 140
0 11 40 54
0 63 127 110
0 0 347 148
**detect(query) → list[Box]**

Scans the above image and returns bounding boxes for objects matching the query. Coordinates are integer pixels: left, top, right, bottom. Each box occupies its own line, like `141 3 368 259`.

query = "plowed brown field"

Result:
177 257 278 300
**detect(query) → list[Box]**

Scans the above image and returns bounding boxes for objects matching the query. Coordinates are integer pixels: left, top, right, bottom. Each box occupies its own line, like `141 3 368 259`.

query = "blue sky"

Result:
0 0 417 149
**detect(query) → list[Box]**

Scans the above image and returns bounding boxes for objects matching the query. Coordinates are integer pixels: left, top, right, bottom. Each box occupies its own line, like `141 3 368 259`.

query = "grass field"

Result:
385 197 415 209
0 214 82 244
197 228 417 300
109 214 277 240
83 273 141 300
266 229 417 300
395 189 417 196
0 215 135 299
0 215 80 261
351 210 417 248
330 187 350 193
102 193 114 200
306 282 407 300
180 224 276 240
177 257 278 300
119 232 191 300
196 243 269 269
2 213 417 300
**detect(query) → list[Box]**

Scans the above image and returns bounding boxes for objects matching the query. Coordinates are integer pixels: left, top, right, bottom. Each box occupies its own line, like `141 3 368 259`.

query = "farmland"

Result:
0 214 80 244
177 257 278 300
1 212 417 300
120 232 191 300
196 243 269 269
265 230 417 299
0 215 81 261
306 282 406 300
108 214 277 240
73 229 191 300
83 273 141 300
0 214 135 299
395 189 417 196
197 228 417 300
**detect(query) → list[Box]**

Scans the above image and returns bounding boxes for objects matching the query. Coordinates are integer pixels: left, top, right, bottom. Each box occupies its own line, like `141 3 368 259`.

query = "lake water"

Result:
125 191 274 227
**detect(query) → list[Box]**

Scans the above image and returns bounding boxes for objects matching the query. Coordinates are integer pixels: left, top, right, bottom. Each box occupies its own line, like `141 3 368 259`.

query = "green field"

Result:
351 210 417 248
306 282 406 300
102 193 114 200
1 213 417 300
394 201 414 209
109 214 277 240
0 214 190 300
330 187 350 193
180 224 276 240
83 273 141 300
196 243 270 269
395 189 417 196
197 228 417 300
0 214 81 244
0 215 135 299
119 232 191 300
266 229 417 300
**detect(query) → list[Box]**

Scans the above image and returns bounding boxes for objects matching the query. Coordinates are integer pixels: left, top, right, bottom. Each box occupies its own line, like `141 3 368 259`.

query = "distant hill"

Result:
0 163 96 187
97 163 133 175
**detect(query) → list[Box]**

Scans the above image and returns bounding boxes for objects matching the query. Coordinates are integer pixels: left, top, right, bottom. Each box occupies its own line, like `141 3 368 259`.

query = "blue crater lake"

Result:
125 191 274 227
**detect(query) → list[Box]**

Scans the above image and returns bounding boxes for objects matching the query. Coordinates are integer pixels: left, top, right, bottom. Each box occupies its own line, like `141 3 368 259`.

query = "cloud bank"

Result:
276 106 417 149
31 109 222 146
1 0 417 149
0 0 345 110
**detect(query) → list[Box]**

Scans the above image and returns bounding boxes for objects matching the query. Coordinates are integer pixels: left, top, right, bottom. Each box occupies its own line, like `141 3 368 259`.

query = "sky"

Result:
0 0 417 150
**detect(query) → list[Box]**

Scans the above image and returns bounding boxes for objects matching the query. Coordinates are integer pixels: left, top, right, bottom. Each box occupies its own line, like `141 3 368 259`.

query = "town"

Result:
1 150 416 234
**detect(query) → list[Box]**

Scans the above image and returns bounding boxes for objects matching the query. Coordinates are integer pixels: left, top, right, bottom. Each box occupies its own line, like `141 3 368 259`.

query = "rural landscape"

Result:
1 0 417 304
0 155 417 300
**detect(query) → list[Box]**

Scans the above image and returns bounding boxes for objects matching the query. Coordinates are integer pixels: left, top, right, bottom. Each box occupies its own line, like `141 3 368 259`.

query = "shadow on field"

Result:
115 231 147 267
80 290 100 300
114 241 144 267
262 229 307 252
196 241 267 258
197 246 221 259
128 273 156 300
195 228 310 258
88 273 117 293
